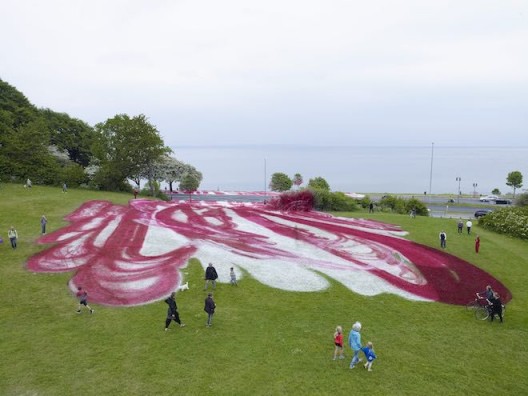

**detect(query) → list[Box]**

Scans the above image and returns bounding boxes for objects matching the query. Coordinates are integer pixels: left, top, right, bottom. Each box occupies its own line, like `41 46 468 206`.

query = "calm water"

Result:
170 145 528 195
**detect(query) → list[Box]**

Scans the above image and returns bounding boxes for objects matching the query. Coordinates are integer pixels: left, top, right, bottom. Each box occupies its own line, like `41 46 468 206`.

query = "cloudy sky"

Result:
2 0 527 149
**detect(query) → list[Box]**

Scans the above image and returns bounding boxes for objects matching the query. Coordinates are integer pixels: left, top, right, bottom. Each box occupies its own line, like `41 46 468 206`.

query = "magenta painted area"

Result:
27 200 511 306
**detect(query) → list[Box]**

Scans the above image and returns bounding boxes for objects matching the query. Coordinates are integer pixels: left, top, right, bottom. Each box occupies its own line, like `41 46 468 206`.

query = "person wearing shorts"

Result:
76 287 94 314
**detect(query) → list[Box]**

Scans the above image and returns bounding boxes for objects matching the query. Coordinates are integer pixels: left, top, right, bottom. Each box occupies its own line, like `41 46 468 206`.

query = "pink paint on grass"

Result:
27 200 511 307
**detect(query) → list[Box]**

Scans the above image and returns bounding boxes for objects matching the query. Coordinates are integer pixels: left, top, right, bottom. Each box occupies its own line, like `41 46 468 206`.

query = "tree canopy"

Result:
92 114 171 191
270 172 292 192
506 171 523 198
307 176 330 191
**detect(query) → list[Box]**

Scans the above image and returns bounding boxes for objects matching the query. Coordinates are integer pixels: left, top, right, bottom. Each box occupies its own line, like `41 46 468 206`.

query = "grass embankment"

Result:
0 184 527 395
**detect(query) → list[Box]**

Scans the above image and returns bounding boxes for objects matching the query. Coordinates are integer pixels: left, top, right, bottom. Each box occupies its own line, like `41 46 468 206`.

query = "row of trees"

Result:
0 79 201 194
268 172 359 211
269 172 330 192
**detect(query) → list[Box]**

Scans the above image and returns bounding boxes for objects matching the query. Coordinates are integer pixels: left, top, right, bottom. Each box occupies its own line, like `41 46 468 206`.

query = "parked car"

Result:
474 209 493 218
495 199 512 205
479 195 498 202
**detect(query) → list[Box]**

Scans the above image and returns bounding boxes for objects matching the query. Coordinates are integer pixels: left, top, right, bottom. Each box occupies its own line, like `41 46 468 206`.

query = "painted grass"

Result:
0 184 527 395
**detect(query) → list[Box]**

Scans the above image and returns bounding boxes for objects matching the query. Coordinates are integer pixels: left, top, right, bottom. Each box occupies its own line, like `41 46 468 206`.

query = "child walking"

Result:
230 267 238 286
76 287 94 314
333 325 344 360
362 341 377 371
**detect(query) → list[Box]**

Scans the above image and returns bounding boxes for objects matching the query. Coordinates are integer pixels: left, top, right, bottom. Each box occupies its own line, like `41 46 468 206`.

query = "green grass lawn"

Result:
1 184 527 395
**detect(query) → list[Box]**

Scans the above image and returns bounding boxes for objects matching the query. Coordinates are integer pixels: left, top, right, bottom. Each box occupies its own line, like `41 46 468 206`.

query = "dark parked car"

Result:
474 209 493 218
495 199 512 205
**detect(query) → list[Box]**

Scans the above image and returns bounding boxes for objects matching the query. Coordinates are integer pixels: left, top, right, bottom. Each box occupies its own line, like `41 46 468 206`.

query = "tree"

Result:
270 172 292 192
506 171 523 198
292 173 303 189
179 172 201 201
159 155 186 191
40 109 95 167
0 118 60 184
491 188 501 196
308 176 330 191
92 114 170 192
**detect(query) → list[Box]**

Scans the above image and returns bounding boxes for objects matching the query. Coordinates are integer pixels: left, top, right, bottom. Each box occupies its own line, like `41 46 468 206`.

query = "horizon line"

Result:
170 144 528 149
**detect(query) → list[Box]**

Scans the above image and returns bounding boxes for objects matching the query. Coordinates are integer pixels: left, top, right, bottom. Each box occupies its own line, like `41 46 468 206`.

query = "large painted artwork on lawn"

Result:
27 200 511 307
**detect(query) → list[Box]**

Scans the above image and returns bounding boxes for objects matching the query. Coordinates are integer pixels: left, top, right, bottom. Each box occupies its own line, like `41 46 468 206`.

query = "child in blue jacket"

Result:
362 341 377 371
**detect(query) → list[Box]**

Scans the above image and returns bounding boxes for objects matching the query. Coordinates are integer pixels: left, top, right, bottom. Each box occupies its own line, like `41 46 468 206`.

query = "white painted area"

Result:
140 225 191 256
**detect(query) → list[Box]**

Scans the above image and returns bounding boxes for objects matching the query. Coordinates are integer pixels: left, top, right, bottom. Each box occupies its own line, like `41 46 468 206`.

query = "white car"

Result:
479 195 499 202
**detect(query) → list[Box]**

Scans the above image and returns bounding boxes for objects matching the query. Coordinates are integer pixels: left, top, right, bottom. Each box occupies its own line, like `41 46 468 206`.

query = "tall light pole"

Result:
472 183 478 198
456 177 462 203
264 158 267 196
428 143 434 201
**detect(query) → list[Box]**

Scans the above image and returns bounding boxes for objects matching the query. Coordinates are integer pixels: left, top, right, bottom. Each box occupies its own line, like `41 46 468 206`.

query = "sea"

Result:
169 145 528 195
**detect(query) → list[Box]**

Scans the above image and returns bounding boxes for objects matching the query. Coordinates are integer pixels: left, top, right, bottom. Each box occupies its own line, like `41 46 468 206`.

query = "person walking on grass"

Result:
230 267 238 286
488 292 503 323
439 231 447 249
204 262 218 290
349 321 363 369
333 325 344 360
41 215 48 235
8 226 18 249
76 287 94 314
164 292 185 331
204 293 216 327
362 341 377 371
475 235 481 253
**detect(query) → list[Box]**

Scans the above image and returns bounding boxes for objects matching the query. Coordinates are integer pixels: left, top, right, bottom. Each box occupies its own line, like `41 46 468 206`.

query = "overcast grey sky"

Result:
2 0 527 148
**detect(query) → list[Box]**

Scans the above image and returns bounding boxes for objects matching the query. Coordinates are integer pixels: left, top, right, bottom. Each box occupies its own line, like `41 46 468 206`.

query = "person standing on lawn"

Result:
439 231 447 249
8 226 18 249
204 262 218 290
457 218 463 234
475 235 481 253
333 325 344 360
164 292 185 331
41 215 48 235
230 267 238 286
466 219 473 235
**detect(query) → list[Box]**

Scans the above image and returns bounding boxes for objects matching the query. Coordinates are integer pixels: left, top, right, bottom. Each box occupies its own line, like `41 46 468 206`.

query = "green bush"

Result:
358 195 372 209
309 189 358 211
379 195 429 216
515 192 528 207
479 206 528 240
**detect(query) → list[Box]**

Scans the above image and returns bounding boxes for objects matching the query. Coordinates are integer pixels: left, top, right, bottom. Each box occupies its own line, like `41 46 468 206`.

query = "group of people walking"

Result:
164 262 238 330
333 321 377 371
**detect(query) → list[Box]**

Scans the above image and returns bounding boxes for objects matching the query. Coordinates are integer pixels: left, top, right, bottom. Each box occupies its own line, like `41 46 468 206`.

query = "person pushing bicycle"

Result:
476 285 494 300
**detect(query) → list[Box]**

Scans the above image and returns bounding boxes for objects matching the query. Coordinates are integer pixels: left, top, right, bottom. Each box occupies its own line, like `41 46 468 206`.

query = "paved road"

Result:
169 192 508 218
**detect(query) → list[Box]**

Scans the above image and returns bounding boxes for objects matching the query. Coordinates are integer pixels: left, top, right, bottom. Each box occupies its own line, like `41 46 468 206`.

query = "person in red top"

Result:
333 325 344 360
475 235 481 253
76 286 94 314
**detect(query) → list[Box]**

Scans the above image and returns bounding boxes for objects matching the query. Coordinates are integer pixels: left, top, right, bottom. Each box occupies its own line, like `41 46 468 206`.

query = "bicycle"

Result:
466 296 487 311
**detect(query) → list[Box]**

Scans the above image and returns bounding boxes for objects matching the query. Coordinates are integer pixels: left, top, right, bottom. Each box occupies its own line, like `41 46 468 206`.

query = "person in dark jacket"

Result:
204 262 218 290
488 292 503 323
204 293 216 327
164 292 185 331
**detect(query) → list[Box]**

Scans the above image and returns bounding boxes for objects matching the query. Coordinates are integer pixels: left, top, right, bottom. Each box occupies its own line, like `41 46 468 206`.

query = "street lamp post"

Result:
456 177 462 203
472 183 478 198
